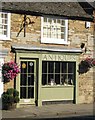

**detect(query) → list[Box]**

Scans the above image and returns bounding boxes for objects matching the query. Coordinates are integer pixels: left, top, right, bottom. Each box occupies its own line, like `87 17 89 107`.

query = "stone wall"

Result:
1 13 94 103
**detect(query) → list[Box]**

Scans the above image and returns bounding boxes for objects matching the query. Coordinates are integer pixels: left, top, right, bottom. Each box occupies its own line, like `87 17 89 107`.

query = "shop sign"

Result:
42 54 77 61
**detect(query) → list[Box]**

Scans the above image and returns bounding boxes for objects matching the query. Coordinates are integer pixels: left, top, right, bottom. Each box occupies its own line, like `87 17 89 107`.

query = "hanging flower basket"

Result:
78 57 95 74
2 61 20 83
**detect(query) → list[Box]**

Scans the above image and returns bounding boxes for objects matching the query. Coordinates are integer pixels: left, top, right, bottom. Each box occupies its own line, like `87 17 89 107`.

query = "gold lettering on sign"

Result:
42 54 76 61
43 55 47 60
58 55 62 61
63 55 67 60
54 55 57 61
48 55 53 60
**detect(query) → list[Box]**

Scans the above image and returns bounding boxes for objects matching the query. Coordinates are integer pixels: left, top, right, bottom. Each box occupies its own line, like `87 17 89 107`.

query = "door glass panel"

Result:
28 74 34 85
21 61 27 73
28 61 34 73
28 87 34 98
20 74 27 85
20 87 26 98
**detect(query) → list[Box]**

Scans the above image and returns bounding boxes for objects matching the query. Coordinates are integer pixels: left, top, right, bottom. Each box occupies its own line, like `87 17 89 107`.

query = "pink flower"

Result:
2 61 20 81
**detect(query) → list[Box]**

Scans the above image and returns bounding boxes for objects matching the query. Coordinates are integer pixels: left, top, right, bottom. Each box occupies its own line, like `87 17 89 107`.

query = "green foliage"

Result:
13 89 19 97
14 96 20 103
6 88 14 95
2 88 20 109
2 93 14 104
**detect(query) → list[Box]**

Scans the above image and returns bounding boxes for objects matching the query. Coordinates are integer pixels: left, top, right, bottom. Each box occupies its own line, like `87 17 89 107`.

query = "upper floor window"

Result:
41 17 68 44
0 12 10 40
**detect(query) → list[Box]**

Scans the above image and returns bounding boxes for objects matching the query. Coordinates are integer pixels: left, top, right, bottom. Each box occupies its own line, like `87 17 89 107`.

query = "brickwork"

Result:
1 13 94 104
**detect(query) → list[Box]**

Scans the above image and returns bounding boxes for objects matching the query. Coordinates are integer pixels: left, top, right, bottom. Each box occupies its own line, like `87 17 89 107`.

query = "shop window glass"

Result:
42 61 75 86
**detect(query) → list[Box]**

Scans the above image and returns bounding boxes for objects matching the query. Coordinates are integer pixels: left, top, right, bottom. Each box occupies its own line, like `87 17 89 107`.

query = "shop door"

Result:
20 60 37 104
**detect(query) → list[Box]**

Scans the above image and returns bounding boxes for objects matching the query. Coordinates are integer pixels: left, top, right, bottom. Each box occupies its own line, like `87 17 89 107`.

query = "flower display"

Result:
2 61 20 83
78 57 95 74
85 57 95 67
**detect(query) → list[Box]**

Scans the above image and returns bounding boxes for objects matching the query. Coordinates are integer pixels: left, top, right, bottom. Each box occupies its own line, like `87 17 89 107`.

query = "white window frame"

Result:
0 12 11 40
41 17 68 44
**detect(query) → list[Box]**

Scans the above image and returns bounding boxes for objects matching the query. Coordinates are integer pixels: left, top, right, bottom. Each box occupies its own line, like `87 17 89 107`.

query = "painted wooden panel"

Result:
41 85 74 101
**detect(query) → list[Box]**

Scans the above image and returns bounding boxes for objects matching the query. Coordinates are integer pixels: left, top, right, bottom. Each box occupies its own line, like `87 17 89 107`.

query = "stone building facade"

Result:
0 13 94 106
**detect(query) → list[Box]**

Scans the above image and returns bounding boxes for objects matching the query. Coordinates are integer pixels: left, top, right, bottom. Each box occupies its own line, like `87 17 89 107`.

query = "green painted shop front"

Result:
15 49 80 106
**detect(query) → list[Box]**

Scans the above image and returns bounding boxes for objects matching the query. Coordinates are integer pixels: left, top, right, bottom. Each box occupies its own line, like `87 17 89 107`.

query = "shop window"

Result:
41 17 68 44
42 61 76 86
0 12 10 40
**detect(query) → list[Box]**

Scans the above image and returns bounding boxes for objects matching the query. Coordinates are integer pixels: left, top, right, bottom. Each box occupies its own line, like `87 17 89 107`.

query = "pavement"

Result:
0 103 94 119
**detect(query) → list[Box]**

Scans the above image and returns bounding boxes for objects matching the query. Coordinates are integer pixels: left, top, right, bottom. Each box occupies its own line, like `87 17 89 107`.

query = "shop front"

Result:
13 45 82 106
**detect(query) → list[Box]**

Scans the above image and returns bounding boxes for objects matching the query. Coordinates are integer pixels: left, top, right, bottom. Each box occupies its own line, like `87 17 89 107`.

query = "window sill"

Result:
41 38 70 45
0 38 12 41
42 85 74 88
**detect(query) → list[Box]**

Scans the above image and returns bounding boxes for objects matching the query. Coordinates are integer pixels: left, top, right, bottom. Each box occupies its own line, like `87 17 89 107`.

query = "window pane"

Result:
42 61 47 73
4 25 7 29
61 33 64 39
4 31 7 35
61 27 65 32
57 19 60 23
68 62 75 73
48 74 53 84
61 20 65 25
64 75 69 85
62 62 67 73
68 74 74 85
48 18 52 23
42 74 47 85
53 19 56 23
5 14 8 18
55 62 60 73
44 18 47 22
48 62 54 73
55 74 60 84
